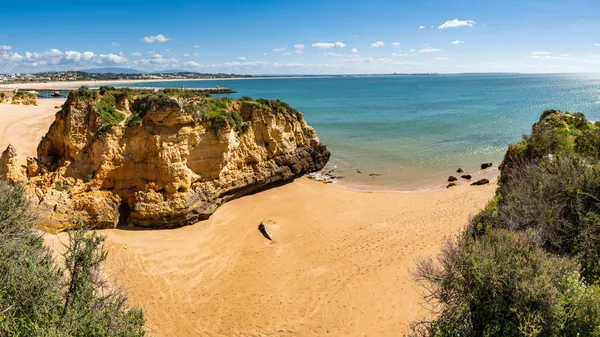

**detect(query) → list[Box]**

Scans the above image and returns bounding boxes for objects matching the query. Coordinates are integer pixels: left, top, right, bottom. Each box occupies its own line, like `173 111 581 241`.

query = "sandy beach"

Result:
2 99 497 336
0 99 63 165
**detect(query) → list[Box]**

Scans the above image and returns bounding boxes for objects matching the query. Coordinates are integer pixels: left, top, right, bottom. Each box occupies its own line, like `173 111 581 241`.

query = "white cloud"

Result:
131 52 142 57
409 48 417 52
283 52 292 56
0 45 12 51
351 48 359 54
142 34 170 43
183 53 191 57
294 44 305 51
223 60 269 67
324 52 343 57
438 19 476 29
165 49 170 53
263 52 269 56
312 42 346 49
184 61 202 68
273 47 285 52
418 26 426 30
435 57 450 60
112 42 121 47
391 42 401 47
193 45 199 48
528 51 569 60
392 52 408 57
419 47 441 53
0 48 129 69
452 40 464 44
595 43 600 47
238 56 247 61
371 41 385 48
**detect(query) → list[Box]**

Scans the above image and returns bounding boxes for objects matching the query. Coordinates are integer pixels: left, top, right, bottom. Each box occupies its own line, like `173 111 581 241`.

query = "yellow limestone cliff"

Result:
1 89 330 232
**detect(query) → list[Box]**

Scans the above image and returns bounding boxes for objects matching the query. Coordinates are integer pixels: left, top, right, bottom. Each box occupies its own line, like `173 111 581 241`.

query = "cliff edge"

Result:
2 87 329 232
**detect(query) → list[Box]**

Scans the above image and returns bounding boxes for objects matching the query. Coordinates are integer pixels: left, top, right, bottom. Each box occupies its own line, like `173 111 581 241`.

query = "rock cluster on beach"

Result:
0 89 329 232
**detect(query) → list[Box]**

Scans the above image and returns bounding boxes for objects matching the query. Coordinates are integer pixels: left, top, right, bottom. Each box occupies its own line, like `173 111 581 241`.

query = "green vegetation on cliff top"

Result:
413 110 600 336
71 86 298 137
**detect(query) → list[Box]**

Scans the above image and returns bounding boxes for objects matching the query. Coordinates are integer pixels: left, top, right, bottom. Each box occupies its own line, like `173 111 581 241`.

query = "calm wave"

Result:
123 74 600 189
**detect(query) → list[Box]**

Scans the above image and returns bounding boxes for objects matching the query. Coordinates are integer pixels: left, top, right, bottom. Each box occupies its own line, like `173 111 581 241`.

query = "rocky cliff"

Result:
11 91 38 105
2 88 329 232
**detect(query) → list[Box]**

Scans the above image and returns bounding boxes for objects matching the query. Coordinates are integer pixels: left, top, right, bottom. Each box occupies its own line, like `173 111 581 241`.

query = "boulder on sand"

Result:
480 163 493 169
448 176 458 182
258 222 273 240
471 179 490 186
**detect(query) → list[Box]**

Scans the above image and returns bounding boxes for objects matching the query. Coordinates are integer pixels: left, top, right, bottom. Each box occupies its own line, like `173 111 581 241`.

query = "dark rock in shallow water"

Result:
447 182 457 188
471 179 490 186
456 168 464 173
258 222 273 241
369 173 382 177
461 174 472 180
448 176 458 182
480 163 493 169
356 169 362 174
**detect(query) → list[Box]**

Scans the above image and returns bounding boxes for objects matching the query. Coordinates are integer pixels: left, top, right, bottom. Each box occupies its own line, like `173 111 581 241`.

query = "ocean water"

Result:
124 74 600 189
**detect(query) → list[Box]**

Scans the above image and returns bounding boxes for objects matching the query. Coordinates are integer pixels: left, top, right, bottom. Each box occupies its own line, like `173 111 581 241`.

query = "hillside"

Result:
414 110 600 336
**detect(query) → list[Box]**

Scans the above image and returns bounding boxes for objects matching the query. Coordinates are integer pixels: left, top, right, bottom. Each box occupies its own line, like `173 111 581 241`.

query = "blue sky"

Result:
1 0 600 74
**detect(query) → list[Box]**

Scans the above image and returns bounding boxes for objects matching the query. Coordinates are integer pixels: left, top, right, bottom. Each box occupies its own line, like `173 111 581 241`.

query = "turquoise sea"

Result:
125 74 600 189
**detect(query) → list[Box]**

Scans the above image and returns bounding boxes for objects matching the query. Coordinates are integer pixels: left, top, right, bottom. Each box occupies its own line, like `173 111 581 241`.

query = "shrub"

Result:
96 93 126 127
414 110 600 336
98 86 116 95
54 181 70 191
256 98 299 115
412 229 600 337
76 86 98 100
0 182 145 336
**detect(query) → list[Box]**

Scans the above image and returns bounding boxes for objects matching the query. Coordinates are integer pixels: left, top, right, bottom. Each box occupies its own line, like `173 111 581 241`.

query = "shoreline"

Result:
0 76 338 90
0 99 497 335
0 98 500 192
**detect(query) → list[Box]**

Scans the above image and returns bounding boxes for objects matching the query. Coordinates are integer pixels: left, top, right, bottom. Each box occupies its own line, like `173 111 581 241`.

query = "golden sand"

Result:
1 99 496 336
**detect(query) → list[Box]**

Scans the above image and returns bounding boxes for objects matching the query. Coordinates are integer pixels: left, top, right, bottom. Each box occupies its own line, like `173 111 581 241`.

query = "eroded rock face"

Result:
0 145 26 183
7 91 330 232
11 92 38 105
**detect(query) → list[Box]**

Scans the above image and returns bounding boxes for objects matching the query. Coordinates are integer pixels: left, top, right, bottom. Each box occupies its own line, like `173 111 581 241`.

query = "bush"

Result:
412 229 600 337
414 110 600 336
99 86 116 95
256 98 299 115
0 182 145 336
54 181 70 191
96 93 126 127
76 86 98 100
